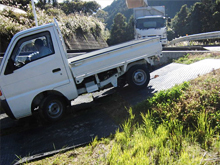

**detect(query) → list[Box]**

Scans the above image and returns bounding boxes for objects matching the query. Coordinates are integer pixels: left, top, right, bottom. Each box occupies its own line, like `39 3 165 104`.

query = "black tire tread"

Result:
126 65 150 89
39 95 66 122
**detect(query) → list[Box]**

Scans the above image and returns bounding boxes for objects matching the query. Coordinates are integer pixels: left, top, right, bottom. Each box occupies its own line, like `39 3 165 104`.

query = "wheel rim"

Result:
132 69 147 85
47 102 63 118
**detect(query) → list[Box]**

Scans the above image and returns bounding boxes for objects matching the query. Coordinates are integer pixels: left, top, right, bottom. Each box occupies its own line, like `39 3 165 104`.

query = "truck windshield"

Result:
136 17 166 29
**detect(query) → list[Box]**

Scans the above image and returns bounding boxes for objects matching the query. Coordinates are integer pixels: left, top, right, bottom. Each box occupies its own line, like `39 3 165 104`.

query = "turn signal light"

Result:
0 90 2 96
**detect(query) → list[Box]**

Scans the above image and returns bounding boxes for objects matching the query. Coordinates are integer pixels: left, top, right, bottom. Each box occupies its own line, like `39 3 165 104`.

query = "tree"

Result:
36 0 58 9
108 13 127 45
103 0 200 30
83 1 100 15
171 4 189 37
52 0 58 7
171 0 219 38
187 2 212 34
125 15 134 41
212 0 220 31
95 9 108 22
59 0 100 15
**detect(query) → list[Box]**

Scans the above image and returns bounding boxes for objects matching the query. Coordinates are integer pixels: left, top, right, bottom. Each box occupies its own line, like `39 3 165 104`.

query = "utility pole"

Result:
31 0 38 26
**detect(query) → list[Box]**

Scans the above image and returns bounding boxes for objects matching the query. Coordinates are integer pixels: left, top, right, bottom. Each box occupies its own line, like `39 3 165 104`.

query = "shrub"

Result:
0 5 107 52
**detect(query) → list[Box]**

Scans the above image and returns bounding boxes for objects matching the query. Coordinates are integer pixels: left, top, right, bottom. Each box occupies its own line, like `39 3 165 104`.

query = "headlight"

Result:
137 34 142 39
162 33 167 38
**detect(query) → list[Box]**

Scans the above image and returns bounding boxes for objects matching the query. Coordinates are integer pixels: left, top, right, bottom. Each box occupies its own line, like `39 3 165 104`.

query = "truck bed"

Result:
68 37 162 83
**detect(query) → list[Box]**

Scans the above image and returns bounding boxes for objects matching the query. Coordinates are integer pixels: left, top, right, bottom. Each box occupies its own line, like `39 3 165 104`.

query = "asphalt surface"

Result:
1 59 220 165
1 105 119 165
115 59 220 106
149 59 220 91
203 46 220 51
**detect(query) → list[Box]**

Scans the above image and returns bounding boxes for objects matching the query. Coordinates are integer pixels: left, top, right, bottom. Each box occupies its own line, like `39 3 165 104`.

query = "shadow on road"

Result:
0 105 118 165
0 84 157 165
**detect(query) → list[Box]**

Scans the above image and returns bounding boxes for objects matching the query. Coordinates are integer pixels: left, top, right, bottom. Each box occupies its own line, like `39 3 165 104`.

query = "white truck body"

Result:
134 6 168 45
0 21 162 121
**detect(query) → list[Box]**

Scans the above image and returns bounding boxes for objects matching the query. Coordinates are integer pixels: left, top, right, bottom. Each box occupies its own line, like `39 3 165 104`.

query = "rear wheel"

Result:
126 65 150 89
40 95 66 122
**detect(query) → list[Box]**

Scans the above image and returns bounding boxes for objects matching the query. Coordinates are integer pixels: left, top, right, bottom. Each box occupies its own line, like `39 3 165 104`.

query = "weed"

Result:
91 136 99 150
196 110 215 150
174 53 220 64
25 69 220 164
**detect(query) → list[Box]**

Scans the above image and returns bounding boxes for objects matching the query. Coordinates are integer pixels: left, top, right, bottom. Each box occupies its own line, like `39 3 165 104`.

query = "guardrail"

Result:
169 31 220 45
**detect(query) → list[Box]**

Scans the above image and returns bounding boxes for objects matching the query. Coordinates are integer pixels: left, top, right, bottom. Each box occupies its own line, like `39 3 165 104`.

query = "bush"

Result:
0 5 107 52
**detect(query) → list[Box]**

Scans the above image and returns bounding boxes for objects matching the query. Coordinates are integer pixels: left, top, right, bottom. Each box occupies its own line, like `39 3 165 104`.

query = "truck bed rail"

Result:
68 37 162 83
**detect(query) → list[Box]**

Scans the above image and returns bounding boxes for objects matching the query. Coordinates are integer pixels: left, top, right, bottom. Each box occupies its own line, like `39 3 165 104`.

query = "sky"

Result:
57 0 114 9
83 0 114 9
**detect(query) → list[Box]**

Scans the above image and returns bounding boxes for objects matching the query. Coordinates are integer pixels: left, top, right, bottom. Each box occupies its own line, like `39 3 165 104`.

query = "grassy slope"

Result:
173 52 220 64
0 7 108 52
26 54 220 164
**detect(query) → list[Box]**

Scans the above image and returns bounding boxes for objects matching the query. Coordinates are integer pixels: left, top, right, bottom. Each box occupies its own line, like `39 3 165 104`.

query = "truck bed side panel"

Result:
68 37 161 82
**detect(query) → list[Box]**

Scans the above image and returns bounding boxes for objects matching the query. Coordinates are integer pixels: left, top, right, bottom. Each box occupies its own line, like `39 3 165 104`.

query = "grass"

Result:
173 52 220 64
25 68 220 165
168 40 220 47
0 5 108 51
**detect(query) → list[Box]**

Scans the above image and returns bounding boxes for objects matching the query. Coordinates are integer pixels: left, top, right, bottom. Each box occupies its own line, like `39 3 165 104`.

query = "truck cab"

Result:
135 15 167 45
0 23 78 121
134 6 168 45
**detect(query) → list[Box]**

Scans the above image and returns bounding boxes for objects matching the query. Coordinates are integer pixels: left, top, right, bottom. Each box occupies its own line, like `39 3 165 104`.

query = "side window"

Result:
4 31 54 75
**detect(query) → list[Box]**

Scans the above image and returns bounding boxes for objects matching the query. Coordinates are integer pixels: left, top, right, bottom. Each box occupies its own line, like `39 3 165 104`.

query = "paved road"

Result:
116 59 220 106
149 59 220 91
1 59 220 164
204 46 220 51
1 106 119 165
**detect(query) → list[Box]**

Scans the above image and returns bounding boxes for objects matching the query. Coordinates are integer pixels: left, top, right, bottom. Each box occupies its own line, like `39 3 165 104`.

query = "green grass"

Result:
25 68 220 165
173 52 220 64
169 41 220 47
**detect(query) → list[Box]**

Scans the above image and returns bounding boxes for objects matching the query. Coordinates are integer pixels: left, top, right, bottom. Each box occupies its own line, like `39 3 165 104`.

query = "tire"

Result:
126 65 150 89
40 95 66 122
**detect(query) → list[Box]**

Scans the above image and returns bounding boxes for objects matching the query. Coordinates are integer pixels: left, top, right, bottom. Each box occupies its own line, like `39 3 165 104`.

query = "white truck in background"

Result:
134 6 168 45
0 20 162 122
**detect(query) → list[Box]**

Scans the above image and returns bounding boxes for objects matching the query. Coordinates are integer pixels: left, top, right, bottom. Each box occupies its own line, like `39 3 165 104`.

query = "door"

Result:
0 30 70 118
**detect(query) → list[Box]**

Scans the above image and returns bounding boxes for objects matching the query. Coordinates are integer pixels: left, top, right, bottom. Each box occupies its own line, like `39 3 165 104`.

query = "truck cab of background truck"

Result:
135 15 167 45
133 6 168 46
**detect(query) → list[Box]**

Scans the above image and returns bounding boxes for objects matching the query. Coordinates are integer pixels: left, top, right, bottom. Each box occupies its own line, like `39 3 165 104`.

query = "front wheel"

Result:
126 65 150 89
40 95 66 122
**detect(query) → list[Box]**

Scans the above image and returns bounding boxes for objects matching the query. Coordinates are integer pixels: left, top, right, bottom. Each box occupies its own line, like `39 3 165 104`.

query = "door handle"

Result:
52 68 61 73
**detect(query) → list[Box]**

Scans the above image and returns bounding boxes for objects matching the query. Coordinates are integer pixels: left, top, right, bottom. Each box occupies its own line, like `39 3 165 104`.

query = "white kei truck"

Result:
0 20 162 122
